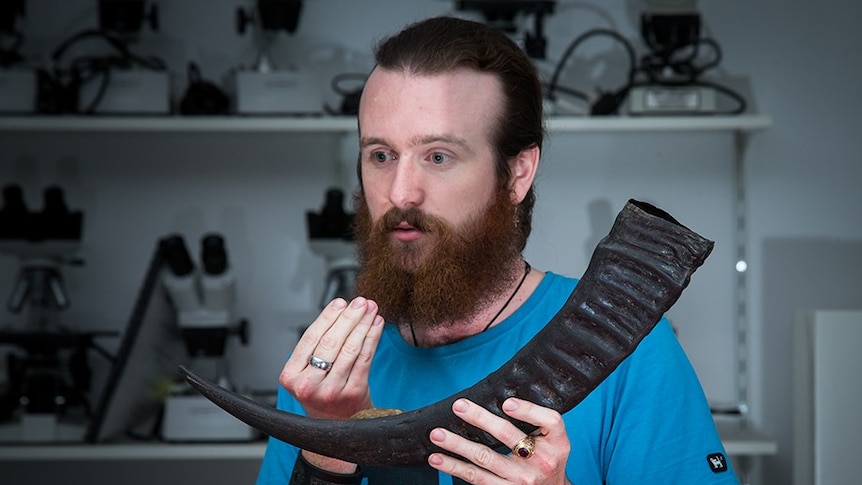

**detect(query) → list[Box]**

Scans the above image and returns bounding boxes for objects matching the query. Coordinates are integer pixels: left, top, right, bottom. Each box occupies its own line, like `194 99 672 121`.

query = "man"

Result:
257 15 738 485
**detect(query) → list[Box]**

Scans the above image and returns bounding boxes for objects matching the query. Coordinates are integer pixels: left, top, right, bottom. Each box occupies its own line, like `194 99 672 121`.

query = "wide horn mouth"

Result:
180 198 714 467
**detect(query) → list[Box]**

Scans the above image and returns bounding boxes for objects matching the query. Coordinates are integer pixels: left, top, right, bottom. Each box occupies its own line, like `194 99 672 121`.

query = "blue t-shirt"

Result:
257 272 739 484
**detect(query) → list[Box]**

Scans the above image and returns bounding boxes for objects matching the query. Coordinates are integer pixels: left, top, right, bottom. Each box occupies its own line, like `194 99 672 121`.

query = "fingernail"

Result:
428 454 443 466
351 297 366 308
365 300 378 314
503 398 520 411
332 298 347 310
453 399 469 413
373 315 384 326
430 429 446 443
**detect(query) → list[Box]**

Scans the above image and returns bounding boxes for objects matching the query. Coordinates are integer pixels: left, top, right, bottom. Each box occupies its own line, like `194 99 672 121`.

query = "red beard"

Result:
352 187 523 332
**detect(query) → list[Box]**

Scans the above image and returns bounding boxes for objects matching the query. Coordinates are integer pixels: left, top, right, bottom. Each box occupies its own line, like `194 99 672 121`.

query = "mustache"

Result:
379 207 439 233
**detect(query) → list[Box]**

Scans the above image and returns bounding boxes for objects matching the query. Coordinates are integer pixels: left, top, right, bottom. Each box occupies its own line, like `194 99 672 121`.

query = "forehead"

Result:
358 67 503 142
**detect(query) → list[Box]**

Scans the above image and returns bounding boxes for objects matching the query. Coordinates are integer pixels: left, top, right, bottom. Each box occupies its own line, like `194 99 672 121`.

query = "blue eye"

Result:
372 151 390 163
430 152 450 164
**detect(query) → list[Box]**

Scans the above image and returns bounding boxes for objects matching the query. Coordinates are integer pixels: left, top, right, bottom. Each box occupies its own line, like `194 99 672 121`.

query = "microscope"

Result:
232 0 323 114
0 184 111 442
158 233 256 442
307 188 357 309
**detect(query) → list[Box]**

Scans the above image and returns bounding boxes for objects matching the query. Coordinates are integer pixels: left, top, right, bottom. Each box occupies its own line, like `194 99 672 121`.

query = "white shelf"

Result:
0 442 267 461
0 427 775 461
716 420 779 456
0 115 358 133
0 114 771 134
548 114 772 133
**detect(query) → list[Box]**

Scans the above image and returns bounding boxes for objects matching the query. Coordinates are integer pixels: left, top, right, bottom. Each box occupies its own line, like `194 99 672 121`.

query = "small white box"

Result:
78 69 171 114
162 394 258 442
0 69 37 113
234 69 323 115
629 85 717 115
20 414 56 442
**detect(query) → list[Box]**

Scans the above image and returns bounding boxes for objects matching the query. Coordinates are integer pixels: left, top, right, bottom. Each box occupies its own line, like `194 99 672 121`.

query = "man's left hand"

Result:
427 397 571 484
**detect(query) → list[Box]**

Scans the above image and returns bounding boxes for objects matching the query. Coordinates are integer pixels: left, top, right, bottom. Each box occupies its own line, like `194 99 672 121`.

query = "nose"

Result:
388 160 424 210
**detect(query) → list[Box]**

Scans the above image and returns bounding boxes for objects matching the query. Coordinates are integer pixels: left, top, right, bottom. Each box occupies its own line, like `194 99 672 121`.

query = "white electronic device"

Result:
0 69 36 113
78 69 171 114
233 68 323 115
0 414 87 443
628 85 717 115
161 388 258 442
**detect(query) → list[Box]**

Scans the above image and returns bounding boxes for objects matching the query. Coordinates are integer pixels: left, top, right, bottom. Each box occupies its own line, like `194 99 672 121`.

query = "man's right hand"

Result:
280 296 385 421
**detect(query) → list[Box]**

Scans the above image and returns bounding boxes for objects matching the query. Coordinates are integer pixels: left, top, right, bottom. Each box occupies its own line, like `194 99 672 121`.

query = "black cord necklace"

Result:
410 260 531 346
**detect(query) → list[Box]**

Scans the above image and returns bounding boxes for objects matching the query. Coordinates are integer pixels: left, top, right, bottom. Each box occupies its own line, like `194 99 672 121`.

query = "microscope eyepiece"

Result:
161 234 195 276
201 233 228 276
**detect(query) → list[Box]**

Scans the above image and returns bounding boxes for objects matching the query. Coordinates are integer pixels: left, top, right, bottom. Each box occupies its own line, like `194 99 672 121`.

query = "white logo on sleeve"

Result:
707 453 728 473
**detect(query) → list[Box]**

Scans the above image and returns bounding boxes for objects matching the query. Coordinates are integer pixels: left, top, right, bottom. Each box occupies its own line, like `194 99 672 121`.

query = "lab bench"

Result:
0 422 776 485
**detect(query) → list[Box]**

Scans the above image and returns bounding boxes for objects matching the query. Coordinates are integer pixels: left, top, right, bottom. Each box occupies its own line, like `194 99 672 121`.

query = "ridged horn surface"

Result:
180 199 714 467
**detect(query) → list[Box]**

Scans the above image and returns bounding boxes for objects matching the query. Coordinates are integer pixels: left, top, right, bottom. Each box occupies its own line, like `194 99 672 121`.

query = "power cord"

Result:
545 28 637 116
324 72 366 115
38 28 167 114
546 27 747 116
179 62 230 115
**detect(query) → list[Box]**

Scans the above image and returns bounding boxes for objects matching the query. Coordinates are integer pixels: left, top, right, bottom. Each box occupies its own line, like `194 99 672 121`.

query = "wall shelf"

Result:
0 427 775 461
0 114 771 134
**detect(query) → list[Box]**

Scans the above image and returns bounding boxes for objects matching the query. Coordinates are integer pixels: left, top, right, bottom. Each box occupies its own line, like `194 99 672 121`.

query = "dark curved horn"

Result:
179 199 714 467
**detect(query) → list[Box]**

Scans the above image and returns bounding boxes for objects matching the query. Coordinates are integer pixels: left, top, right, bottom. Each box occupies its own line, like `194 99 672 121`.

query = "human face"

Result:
358 68 503 258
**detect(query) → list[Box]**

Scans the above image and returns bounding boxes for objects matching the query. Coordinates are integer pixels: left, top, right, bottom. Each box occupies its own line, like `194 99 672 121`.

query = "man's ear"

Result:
509 144 540 204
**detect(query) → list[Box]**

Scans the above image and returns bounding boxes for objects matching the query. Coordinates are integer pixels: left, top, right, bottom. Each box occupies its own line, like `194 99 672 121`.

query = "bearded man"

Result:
257 15 737 485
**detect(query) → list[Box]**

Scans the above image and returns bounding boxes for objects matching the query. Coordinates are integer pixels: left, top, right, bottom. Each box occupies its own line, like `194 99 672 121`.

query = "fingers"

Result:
326 299 385 384
310 297 379 371
284 297 376 377
428 398 570 484
279 296 385 419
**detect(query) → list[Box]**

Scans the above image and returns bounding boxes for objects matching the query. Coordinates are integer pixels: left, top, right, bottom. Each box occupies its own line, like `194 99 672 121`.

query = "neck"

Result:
405 259 535 347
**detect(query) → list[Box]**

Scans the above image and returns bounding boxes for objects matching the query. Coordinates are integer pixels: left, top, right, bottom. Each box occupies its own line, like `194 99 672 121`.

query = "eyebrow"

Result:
359 134 474 153
359 136 387 148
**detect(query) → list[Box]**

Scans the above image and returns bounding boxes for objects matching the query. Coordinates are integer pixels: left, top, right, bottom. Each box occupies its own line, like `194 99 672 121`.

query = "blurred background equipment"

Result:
628 0 746 115
232 0 323 115
178 61 231 115
84 237 187 443
0 184 115 443
158 233 255 442
543 0 746 116
0 0 36 113
306 188 357 310
38 0 168 114
454 0 556 59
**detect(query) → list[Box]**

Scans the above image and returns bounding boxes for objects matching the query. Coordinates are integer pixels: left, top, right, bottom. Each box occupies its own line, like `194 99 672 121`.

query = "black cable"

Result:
324 72 366 115
631 34 746 115
546 28 638 103
636 37 723 84
548 24 746 116
46 28 167 114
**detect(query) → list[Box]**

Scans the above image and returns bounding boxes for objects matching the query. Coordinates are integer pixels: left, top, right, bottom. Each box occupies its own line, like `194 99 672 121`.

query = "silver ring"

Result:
308 355 333 372
513 435 536 458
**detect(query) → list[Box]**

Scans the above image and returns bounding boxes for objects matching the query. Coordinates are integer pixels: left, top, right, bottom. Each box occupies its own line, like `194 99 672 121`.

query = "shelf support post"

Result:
733 130 752 416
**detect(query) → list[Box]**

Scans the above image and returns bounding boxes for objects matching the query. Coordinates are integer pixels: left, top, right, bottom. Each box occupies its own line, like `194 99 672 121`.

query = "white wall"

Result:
2 2 861 484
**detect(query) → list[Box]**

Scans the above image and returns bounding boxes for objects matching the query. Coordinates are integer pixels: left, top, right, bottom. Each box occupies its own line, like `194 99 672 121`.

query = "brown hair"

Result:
367 15 544 251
